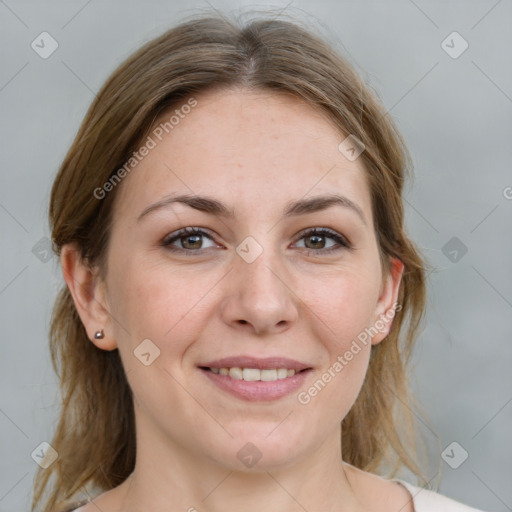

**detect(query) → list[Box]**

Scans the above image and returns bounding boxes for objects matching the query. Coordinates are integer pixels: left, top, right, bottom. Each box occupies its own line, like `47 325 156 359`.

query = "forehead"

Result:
113 87 372 224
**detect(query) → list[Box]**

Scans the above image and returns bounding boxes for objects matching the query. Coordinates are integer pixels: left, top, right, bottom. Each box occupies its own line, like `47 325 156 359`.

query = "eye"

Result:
292 228 351 255
161 227 219 254
162 226 351 256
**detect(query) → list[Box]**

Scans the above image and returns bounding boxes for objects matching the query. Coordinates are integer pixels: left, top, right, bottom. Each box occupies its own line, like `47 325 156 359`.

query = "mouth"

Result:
199 366 310 382
198 356 313 402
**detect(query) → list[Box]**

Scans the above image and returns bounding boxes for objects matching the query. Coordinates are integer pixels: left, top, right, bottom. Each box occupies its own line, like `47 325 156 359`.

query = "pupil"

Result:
307 235 324 249
180 234 327 250
184 235 201 249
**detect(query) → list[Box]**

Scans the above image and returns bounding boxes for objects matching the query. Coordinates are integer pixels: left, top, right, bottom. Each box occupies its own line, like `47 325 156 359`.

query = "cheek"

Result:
302 262 382 344
295 265 380 413
106 256 213 358
297 302 373 422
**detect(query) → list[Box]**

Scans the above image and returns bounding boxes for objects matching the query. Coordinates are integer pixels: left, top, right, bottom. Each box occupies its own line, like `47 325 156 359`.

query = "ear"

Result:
370 257 404 346
60 243 117 351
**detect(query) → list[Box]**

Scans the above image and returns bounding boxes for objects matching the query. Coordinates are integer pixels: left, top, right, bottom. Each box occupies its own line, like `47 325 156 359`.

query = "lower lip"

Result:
200 368 312 402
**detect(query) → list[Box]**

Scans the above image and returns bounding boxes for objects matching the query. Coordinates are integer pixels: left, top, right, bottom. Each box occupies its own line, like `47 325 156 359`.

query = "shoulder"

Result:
342 464 414 511
57 481 128 512
394 479 487 512
58 500 90 512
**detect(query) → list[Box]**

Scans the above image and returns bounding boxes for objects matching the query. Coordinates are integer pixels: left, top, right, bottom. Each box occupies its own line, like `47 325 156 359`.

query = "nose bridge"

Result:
222 236 298 332
236 238 286 301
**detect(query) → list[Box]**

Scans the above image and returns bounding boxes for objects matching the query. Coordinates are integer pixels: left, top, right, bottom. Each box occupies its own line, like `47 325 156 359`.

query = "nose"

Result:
219 246 299 336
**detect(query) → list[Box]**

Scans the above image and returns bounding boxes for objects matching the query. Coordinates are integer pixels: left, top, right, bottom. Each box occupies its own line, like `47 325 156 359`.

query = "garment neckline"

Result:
392 478 418 510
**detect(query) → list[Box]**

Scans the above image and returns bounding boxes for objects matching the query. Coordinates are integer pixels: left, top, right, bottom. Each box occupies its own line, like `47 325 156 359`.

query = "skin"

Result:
62 87 413 512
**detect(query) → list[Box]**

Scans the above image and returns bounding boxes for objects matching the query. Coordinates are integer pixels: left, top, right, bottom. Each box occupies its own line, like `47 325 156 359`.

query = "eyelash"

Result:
161 227 351 256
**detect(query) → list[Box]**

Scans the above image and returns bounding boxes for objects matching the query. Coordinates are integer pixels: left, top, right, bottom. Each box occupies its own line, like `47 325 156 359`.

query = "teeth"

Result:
243 368 261 381
260 369 277 381
229 367 243 380
210 367 298 381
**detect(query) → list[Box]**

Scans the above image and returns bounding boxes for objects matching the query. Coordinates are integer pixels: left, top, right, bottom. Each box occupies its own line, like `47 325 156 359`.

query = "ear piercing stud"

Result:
94 329 105 339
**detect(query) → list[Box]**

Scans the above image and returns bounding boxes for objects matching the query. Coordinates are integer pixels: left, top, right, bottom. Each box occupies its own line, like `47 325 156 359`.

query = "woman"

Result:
32 12 486 512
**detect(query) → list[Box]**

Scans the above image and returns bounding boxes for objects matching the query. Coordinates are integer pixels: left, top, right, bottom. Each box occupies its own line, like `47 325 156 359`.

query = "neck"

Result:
115 419 366 512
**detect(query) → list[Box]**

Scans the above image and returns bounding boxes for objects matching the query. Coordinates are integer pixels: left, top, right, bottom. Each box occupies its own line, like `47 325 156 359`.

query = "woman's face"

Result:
88 88 402 470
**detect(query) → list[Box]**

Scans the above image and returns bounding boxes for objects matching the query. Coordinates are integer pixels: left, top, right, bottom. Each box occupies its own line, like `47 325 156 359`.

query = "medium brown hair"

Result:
32 11 434 512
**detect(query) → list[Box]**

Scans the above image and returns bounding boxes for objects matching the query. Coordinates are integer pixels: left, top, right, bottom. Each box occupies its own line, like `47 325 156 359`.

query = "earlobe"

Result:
371 257 404 346
60 244 117 351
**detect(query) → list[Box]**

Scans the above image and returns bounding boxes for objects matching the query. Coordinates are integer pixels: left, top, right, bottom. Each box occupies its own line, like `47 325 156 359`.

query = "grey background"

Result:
1 1 511 511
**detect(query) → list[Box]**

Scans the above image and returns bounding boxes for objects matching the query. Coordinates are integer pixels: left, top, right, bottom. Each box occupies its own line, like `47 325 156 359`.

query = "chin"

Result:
205 425 311 471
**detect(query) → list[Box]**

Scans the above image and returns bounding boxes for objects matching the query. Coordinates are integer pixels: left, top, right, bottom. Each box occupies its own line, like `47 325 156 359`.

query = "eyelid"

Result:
292 227 351 249
161 227 221 251
161 226 351 255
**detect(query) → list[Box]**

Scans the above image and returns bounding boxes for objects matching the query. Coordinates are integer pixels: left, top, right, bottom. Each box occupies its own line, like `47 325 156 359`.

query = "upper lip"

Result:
199 356 312 371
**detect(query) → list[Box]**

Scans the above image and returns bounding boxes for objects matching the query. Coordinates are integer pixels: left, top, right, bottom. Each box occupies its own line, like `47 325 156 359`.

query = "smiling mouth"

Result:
199 367 311 382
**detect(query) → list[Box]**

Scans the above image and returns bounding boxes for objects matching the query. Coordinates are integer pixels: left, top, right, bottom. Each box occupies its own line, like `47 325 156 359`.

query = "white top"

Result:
395 479 486 511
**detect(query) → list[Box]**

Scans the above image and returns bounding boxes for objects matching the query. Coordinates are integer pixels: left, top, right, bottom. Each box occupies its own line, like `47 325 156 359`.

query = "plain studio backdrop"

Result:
0 1 511 511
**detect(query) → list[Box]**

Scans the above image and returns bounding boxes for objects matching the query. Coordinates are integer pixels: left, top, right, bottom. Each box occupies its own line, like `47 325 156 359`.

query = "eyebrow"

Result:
137 192 367 226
